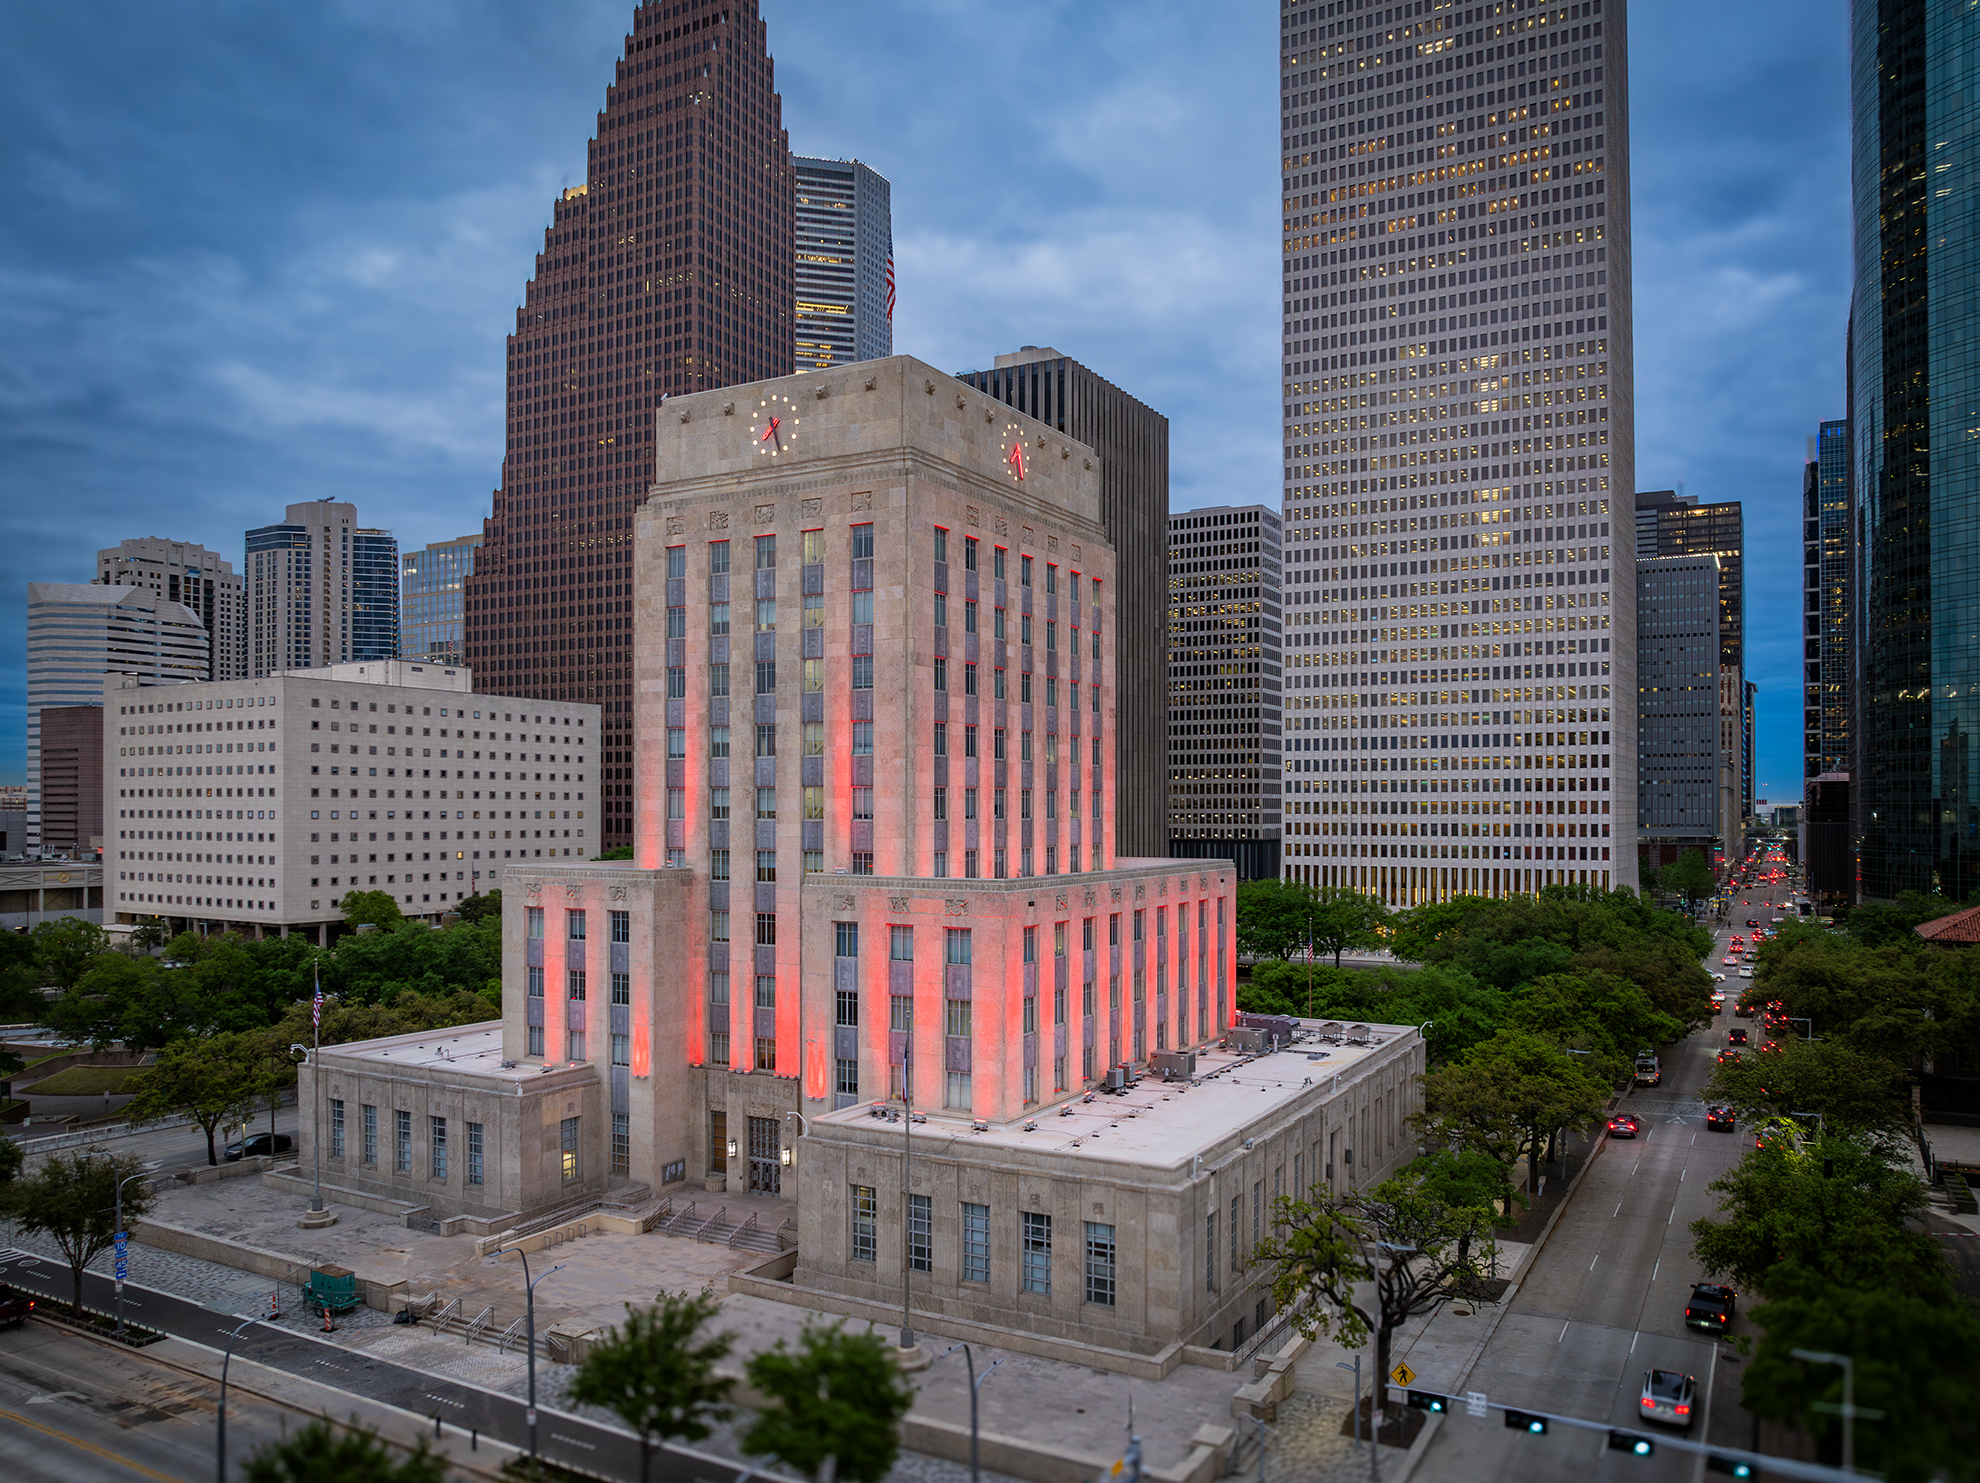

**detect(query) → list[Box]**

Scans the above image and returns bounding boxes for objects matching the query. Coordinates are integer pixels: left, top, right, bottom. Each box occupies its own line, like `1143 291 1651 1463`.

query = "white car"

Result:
1710 972 1727 982
1738 967 1755 978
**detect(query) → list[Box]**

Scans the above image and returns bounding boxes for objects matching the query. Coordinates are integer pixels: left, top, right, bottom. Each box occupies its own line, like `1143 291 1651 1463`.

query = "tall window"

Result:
611 1112 630 1177
945 1070 971 1110
560 1116 582 1182
430 1116 448 1181
466 1122 484 1186
611 971 630 1005
362 1104 377 1165
1022 1211 1052 1294
567 909 586 940
526 907 543 938
329 1099 345 1159
890 925 914 961
907 1193 933 1272
945 927 972 965
961 1202 990 1285
1085 1222 1117 1306
850 1185 878 1261
568 968 587 1000
394 1109 412 1173
1205 1213 1217 1291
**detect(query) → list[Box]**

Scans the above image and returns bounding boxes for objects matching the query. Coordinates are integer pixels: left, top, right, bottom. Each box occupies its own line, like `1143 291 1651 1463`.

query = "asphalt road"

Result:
0 1252 744 1483
0 1318 313 1483
1410 913 1770 1483
13 1109 301 1173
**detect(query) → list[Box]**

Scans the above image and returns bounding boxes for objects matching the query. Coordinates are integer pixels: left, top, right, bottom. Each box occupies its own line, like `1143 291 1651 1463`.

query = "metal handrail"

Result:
497 1314 529 1355
428 1297 461 1329
663 1200 697 1232
777 1216 798 1249
639 1196 674 1232
464 1305 494 1346
727 1211 758 1247
693 1205 726 1241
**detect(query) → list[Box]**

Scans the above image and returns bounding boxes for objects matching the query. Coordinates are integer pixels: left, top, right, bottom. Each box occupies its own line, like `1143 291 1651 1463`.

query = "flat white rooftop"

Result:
317 1022 562 1087
814 1019 1418 1172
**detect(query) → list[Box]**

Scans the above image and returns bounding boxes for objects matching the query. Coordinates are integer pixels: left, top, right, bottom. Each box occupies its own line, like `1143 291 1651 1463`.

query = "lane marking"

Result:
1558 1321 1569 1342
1630 1331 1639 1354
1589 1254 1600 1271
1669 1204 1678 1225
1613 1200 1623 1218
0 1403 182 1483
1652 1259 1660 1283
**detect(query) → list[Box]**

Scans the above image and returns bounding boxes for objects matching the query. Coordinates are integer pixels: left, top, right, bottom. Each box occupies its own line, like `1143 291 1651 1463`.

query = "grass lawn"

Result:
26 1065 139 1096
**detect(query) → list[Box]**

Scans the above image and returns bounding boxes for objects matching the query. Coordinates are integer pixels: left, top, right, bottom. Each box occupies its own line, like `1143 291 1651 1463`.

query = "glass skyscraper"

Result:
1276 0 1633 904
792 157 892 373
401 533 480 663
1850 0 1980 899
1804 419 1852 784
351 528 400 661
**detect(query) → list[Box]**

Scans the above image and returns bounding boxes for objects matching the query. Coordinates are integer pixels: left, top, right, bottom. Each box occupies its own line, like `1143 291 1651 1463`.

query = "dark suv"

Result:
1685 1282 1736 1333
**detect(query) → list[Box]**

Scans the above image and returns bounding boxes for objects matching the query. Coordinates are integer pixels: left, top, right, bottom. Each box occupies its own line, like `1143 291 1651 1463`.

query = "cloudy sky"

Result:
0 0 1849 804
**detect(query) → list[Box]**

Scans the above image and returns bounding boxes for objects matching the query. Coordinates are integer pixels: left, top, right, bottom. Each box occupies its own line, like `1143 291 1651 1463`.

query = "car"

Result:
1705 1106 1736 1132
1717 1048 1743 1065
1746 917 1760 927
1710 974 1727 985
1727 1027 1749 1046
0 1285 33 1329
1640 1368 1698 1428
1735 999 1758 1018
1607 1114 1641 1139
223 1132 295 1161
1685 1283 1737 1333
1634 1053 1662 1087
1738 967 1755 978
1730 935 1744 946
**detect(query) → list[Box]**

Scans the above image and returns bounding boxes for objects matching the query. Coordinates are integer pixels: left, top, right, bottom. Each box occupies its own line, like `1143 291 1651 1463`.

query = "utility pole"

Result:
500 1244 566 1464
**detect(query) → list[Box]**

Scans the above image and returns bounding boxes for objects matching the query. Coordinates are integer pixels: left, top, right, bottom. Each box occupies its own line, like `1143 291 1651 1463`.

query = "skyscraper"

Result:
1804 420 1852 784
95 537 245 681
464 0 798 853
792 156 892 373
954 347 1171 859
246 501 393 676
25 583 208 850
402 533 483 663
1635 490 1746 816
1168 504 1283 880
1277 0 1633 902
1849 0 1979 898
1635 554 1738 875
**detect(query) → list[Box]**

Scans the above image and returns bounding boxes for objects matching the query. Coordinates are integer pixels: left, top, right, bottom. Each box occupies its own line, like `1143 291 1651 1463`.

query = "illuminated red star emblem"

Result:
1007 442 1026 480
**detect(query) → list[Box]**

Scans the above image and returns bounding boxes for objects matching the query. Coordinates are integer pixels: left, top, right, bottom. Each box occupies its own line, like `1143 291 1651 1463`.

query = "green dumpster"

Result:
305 1265 360 1314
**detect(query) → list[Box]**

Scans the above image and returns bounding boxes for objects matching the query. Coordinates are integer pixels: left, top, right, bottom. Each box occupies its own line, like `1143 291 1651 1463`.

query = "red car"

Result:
1705 1106 1736 1132
1607 1114 1641 1139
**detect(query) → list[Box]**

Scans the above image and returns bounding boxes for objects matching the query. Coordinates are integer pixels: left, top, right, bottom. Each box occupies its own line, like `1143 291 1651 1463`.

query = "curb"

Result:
27 1307 516 1482
1385 1124 1613 1483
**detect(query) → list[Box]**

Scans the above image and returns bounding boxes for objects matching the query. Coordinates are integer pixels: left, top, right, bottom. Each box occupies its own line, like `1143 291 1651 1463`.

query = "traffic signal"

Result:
1504 1410 1548 1434
1607 1430 1655 1457
1406 1391 1449 1413
1706 1457 1755 1478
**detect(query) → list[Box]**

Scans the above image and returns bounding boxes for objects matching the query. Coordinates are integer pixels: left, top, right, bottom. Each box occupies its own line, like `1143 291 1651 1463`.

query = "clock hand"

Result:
759 416 780 444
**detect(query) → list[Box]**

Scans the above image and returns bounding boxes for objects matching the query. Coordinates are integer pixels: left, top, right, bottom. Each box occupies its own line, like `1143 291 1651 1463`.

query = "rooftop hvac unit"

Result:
1236 1012 1298 1044
1105 1066 1128 1091
1151 1050 1198 1080
1228 1027 1268 1054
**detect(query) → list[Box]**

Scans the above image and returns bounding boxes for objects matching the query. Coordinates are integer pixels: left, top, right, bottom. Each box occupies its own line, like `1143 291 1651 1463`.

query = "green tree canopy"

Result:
1662 848 1716 904
241 1420 446 1483
1504 970 1685 1083
1418 1028 1612 1196
740 1319 915 1483
122 1031 272 1164
338 889 404 930
567 1289 735 1483
1703 1038 1911 1136
30 917 110 992
454 889 502 926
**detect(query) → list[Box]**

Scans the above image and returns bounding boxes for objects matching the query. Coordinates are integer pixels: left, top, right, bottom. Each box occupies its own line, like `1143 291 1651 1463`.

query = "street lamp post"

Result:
937 1342 1004 1483
112 1170 150 1339
291 1036 322 1214
1790 1348 1883 1474
499 1244 565 1463
216 1315 257 1483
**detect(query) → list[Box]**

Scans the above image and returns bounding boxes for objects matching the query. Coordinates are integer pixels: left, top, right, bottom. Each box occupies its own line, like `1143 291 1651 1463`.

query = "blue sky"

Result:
0 0 1850 803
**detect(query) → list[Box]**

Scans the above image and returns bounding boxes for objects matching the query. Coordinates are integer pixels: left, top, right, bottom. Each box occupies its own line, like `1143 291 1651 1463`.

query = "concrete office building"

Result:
1635 490 1747 816
104 660 598 940
792 157 892 374
1848 0 1980 898
25 583 209 852
1168 504 1283 881
37 707 104 857
296 356 1238 1212
462 0 800 859
955 348 1172 861
1276 0 1634 901
402 533 483 663
247 501 400 676
1636 554 1738 873
96 538 245 681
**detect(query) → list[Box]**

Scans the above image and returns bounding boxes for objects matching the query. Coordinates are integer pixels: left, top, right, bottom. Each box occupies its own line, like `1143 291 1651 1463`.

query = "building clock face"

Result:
751 394 799 457
999 422 1028 482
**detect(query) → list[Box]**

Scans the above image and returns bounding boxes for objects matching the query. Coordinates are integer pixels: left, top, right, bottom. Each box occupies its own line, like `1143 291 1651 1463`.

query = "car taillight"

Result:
1641 1398 1654 1408
1676 1406 1690 1416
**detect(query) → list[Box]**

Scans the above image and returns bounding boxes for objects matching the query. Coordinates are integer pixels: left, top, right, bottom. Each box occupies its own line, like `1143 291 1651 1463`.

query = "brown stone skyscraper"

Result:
465 1 797 849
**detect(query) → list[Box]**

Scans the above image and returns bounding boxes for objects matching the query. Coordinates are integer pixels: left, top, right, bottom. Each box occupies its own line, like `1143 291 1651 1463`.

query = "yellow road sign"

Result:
1391 1362 1416 1387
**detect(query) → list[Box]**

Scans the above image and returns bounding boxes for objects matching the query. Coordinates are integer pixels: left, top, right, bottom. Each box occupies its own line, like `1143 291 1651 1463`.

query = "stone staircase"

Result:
649 1199 792 1254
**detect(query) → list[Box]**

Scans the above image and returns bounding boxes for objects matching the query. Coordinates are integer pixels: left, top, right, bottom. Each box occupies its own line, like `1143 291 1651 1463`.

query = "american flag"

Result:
312 968 323 1032
884 233 895 325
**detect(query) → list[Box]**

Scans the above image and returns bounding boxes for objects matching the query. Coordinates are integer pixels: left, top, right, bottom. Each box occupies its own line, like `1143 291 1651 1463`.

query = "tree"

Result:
741 1319 915 1483
1417 1029 1611 1197
454 889 502 926
1662 848 1716 906
339 889 403 930
594 844 635 861
1252 1165 1496 1412
0 1130 20 1187
0 931 46 1021
127 918 172 954
1505 970 1684 1084
0 1150 155 1316
122 1032 269 1165
1688 1134 1947 1303
1704 1038 1910 1135
1309 887 1391 968
30 917 110 992
567 1289 735 1483
241 1419 446 1483
1236 878 1313 961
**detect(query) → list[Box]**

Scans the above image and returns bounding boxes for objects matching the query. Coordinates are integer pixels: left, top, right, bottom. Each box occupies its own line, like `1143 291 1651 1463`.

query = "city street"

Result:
12 1108 301 1173
1409 888 1798 1482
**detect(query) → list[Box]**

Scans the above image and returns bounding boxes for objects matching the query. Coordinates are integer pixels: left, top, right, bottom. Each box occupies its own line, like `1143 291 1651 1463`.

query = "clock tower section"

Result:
465 0 798 853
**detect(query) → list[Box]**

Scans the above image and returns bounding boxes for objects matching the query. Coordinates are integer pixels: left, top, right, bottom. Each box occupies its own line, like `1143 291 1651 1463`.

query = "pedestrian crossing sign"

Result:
1391 1362 1416 1387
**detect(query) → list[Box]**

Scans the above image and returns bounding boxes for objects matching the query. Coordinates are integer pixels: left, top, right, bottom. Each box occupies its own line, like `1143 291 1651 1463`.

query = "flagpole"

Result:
310 964 324 1215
